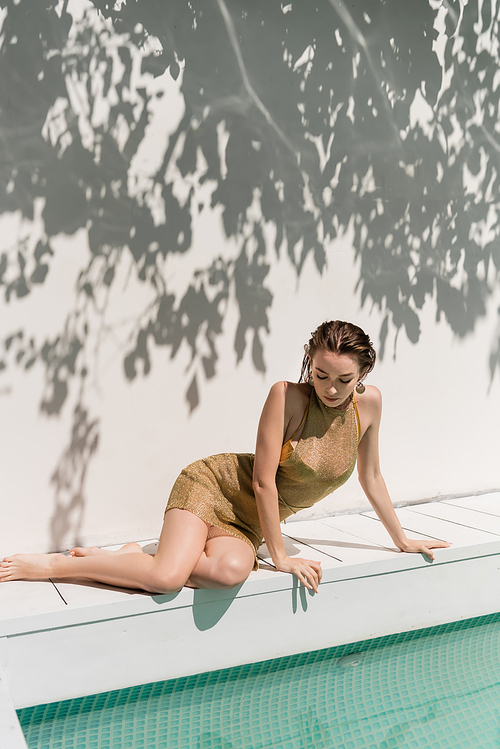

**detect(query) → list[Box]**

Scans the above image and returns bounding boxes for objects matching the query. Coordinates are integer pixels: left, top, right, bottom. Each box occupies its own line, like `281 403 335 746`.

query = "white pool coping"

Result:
0 675 29 749
1 492 500 744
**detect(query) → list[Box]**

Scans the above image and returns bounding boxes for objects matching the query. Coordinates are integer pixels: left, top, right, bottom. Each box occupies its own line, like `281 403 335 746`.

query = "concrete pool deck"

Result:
1 492 500 746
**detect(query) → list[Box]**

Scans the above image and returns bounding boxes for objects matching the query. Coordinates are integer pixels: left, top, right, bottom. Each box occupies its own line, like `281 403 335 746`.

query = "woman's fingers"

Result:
299 572 313 590
275 556 324 591
401 538 451 561
421 546 434 561
423 539 451 549
295 559 322 592
310 562 323 585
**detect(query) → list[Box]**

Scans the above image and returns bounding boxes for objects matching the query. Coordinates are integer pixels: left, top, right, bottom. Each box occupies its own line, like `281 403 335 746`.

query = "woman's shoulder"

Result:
268 380 310 398
357 383 381 402
283 380 311 406
355 384 382 422
267 381 311 420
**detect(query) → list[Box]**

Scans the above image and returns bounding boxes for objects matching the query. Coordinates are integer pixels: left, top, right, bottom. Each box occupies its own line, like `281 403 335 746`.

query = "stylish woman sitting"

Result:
0 320 449 593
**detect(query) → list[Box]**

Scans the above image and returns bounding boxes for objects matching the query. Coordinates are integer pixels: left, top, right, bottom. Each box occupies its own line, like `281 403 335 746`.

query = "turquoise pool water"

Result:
18 612 500 749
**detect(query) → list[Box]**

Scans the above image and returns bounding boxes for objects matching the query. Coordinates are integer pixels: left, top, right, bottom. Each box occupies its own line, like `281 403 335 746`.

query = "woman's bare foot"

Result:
70 542 143 557
0 553 66 582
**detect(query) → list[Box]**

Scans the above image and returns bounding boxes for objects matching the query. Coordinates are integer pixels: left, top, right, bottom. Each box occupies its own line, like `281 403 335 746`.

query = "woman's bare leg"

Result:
69 542 144 557
0 510 209 593
0 511 254 591
186 535 255 589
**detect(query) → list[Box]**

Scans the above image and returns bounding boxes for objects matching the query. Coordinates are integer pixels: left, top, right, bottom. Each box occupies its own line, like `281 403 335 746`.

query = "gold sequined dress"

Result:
165 388 360 568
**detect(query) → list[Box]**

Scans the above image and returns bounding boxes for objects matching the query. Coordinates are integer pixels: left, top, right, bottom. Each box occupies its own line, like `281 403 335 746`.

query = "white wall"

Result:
1 0 499 554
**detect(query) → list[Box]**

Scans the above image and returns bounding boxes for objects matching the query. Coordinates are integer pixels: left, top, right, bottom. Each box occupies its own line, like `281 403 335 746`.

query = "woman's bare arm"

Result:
252 382 323 592
356 386 450 560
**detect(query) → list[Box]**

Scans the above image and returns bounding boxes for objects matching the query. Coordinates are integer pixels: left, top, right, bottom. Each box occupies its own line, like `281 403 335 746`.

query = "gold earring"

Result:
355 381 365 394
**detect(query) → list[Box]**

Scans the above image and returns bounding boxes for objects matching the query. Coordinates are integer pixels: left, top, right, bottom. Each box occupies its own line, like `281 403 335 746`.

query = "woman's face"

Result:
310 349 361 408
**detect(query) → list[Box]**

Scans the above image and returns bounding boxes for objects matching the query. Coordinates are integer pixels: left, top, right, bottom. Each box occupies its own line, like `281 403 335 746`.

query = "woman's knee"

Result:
149 566 189 594
215 554 252 588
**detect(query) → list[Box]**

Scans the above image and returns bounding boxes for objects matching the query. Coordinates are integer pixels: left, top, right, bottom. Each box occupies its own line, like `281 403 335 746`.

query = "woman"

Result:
0 321 449 593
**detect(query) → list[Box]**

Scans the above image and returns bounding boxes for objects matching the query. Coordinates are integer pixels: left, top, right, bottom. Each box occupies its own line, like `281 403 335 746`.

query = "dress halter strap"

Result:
352 392 361 445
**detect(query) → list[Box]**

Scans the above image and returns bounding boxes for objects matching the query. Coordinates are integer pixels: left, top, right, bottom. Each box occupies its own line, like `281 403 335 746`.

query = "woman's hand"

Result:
397 537 451 561
276 555 323 593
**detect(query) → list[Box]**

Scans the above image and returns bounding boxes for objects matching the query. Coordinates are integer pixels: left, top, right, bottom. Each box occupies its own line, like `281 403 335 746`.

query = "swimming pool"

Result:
18 611 500 748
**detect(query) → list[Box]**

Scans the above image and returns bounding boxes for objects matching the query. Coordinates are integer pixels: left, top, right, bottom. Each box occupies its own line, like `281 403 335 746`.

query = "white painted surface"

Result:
365 507 500 545
281 519 401 563
1 496 500 709
407 501 500 534
445 493 500 516
0 580 66 618
0 676 28 749
257 532 344 567
317 513 435 548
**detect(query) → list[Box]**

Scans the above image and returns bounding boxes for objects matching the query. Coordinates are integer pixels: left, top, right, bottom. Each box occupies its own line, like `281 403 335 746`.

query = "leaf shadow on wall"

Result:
1 0 499 548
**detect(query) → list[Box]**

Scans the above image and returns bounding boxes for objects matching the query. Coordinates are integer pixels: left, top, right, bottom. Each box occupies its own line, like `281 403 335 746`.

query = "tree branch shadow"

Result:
1 0 499 548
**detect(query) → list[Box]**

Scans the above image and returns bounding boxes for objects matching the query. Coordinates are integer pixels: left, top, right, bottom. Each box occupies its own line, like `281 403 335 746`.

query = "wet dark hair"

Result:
299 321 376 383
